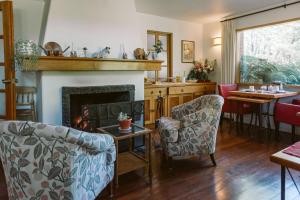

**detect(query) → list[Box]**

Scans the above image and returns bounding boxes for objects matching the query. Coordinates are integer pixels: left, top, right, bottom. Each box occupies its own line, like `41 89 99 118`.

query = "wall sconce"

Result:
212 37 222 46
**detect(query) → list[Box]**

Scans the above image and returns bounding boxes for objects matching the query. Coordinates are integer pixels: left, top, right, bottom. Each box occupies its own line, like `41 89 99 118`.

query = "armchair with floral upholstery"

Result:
158 95 224 166
0 121 116 200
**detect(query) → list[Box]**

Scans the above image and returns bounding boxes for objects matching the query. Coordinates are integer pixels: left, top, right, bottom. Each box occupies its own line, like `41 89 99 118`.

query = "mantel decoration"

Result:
14 40 40 70
181 40 195 63
187 59 217 82
152 40 163 60
134 48 149 60
40 41 70 56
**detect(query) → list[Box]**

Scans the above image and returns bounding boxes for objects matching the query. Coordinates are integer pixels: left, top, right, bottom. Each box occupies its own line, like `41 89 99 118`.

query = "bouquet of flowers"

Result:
187 59 217 81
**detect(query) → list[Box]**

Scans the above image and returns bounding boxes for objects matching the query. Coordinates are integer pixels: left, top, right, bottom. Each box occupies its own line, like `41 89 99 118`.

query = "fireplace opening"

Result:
70 91 130 128
62 85 145 151
62 85 135 127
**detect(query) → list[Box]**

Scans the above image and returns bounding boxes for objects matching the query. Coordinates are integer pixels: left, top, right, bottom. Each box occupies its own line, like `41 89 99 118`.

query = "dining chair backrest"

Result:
16 86 36 105
218 84 238 98
16 86 37 121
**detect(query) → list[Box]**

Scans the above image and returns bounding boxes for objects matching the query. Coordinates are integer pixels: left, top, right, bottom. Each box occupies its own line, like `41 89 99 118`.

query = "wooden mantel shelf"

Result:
24 56 163 71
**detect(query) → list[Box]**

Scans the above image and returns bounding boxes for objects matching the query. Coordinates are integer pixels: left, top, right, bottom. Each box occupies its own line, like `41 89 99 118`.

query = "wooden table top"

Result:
270 149 300 171
229 91 298 99
227 96 272 104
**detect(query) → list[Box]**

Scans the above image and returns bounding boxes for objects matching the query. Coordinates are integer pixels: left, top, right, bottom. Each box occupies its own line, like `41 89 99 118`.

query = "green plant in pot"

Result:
14 40 40 71
152 40 163 60
118 112 132 130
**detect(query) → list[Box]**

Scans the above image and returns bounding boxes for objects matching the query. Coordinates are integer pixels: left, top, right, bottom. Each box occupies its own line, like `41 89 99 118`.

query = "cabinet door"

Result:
182 93 193 104
168 95 180 116
193 92 205 99
144 97 154 125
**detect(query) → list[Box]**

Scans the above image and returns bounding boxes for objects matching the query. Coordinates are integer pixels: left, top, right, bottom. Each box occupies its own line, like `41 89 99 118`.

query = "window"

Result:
238 20 300 85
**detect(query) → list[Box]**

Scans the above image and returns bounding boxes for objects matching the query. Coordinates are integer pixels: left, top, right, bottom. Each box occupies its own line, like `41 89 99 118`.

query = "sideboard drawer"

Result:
145 88 167 97
168 86 189 95
168 85 213 94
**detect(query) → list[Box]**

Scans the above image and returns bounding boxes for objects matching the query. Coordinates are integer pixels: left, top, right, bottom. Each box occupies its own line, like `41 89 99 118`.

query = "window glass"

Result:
239 20 300 85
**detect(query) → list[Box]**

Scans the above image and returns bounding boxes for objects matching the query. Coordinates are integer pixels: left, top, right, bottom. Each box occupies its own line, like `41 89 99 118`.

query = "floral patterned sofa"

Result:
0 121 116 200
158 95 224 166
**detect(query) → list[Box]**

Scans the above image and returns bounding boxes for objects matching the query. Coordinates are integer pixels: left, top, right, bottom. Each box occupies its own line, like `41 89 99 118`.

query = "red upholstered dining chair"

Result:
218 84 254 127
275 99 300 142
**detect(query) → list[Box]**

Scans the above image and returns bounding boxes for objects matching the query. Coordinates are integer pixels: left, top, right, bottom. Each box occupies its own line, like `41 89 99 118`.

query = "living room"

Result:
1 0 300 199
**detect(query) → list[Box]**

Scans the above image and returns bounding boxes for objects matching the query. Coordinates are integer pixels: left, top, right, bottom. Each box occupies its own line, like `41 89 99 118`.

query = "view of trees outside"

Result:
239 20 300 85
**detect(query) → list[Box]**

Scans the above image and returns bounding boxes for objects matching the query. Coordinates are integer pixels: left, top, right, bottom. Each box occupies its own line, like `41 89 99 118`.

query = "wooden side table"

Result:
97 124 152 187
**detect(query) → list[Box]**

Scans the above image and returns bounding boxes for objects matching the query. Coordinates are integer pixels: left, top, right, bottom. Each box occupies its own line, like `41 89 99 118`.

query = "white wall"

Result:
44 0 143 59
13 0 47 87
203 22 222 84
235 3 300 30
139 13 203 77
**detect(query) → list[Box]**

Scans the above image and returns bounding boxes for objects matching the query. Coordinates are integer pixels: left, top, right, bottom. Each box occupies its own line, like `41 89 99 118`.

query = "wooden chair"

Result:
16 86 37 121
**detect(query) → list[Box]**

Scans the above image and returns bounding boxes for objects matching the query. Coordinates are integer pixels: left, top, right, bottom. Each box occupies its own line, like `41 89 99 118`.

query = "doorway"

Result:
147 30 173 81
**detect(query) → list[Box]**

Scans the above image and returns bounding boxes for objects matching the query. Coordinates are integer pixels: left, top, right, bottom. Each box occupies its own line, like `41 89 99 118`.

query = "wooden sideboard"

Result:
144 82 216 124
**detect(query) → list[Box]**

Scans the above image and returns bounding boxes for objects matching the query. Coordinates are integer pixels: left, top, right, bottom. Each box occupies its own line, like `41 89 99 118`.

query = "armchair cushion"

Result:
0 121 115 200
166 124 217 158
159 117 180 143
181 108 216 128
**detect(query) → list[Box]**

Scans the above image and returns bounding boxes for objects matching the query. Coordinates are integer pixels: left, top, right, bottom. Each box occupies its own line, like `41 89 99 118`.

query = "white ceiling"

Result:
135 0 292 23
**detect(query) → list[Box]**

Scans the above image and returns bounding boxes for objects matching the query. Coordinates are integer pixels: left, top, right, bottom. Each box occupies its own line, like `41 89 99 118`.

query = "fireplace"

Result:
62 85 135 128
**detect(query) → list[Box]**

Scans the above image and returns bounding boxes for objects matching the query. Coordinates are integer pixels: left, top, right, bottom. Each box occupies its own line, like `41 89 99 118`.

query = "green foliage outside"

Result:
239 20 300 85
240 55 300 85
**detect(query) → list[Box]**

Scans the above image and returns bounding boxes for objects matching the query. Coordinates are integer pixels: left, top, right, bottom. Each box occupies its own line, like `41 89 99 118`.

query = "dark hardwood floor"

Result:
1 120 300 200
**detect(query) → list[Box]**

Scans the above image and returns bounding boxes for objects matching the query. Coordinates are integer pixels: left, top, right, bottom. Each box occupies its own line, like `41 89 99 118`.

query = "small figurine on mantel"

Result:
120 44 128 59
187 59 216 82
97 46 111 58
83 47 88 57
134 48 149 60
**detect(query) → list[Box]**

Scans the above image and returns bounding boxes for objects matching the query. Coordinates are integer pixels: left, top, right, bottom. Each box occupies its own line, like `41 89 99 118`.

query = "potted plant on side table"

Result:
118 112 132 130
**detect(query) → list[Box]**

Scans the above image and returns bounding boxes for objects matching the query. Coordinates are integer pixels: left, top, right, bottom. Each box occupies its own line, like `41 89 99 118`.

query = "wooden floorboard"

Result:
1 120 300 200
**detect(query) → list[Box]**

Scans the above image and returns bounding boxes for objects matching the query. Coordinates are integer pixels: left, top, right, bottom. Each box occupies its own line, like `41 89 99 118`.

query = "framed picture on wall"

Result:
181 40 195 63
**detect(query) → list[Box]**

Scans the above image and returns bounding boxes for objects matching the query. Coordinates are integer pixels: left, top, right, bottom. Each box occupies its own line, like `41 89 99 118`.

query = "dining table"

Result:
227 90 299 136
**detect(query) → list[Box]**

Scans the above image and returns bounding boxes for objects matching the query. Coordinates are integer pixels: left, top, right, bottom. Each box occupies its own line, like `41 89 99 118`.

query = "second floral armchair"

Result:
158 95 224 166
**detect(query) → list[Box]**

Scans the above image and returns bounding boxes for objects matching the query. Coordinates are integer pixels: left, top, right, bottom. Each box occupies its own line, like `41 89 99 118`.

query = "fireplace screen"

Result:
76 100 144 132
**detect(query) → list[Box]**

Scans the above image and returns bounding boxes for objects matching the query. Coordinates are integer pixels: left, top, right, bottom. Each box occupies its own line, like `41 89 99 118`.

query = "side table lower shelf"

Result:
118 152 147 176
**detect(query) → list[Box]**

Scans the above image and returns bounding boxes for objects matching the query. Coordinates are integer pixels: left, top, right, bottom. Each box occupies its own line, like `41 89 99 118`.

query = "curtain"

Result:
221 20 237 84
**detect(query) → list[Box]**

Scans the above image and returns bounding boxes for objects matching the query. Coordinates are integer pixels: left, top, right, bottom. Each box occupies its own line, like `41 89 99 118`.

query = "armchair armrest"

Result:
158 117 180 143
66 128 115 155
181 108 218 128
